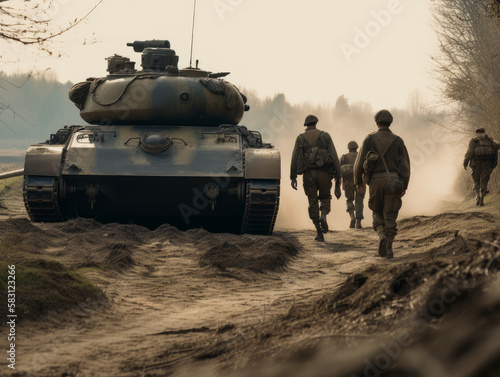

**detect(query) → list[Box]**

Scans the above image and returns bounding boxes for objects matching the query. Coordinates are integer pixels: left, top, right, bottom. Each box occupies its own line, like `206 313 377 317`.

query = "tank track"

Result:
23 176 63 222
240 180 280 235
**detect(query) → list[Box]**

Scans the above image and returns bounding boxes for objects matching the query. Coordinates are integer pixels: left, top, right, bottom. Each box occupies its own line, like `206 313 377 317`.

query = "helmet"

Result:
348 141 358 150
374 109 393 125
475 128 486 133
304 114 319 126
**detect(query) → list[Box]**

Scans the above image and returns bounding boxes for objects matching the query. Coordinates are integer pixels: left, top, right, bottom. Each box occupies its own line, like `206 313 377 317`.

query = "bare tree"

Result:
432 0 500 140
0 1 102 135
0 0 102 53
433 0 500 192
406 89 428 118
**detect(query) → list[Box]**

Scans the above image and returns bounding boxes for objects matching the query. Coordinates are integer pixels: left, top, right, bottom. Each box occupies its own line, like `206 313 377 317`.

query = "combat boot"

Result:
475 190 481 206
479 194 485 206
320 211 329 233
386 239 394 259
378 233 387 258
349 212 355 229
313 220 325 242
355 218 362 229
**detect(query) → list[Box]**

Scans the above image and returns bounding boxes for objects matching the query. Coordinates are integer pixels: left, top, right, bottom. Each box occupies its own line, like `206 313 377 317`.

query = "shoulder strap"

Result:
301 130 322 148
372 135 400 175
371 134 398 158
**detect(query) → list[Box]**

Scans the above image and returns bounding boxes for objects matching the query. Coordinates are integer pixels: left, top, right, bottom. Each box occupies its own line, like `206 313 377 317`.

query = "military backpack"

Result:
340 164 354 179
474 137 497 160
296 132 335 175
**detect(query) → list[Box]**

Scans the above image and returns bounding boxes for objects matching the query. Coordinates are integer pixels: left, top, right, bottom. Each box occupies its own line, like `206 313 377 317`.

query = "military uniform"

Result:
340 141 365 228
291 115 341 241
463 128 500 205
353 110 410 258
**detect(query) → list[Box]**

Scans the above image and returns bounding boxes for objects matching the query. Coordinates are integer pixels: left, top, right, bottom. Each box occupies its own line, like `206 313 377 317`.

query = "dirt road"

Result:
0 176 499 377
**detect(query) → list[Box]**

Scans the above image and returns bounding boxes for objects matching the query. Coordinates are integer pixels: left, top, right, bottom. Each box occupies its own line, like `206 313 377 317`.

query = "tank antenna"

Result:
189 0 197 68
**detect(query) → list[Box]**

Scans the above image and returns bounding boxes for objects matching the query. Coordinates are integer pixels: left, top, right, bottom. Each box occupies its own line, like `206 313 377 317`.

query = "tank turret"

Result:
69 40 246 126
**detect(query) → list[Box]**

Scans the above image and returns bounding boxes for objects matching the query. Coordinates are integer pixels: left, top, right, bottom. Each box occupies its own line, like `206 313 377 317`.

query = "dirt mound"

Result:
56 218 105 233
398 211 495 234
0 218 148 324
427 234 471 256
199 234 299 273
0 259 105 326
1 217 42 234
153 223 199 243
288 231 497 326
151 224 300 274
0 218 146 271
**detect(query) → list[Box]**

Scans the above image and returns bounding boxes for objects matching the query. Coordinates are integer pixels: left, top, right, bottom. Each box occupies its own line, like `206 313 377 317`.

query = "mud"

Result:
0 173 498 377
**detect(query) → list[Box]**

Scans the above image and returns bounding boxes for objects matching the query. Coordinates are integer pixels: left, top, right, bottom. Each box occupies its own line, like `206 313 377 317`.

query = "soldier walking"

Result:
340 141 365 229
290 115 341 242
353 110 410 259
463 128 500 206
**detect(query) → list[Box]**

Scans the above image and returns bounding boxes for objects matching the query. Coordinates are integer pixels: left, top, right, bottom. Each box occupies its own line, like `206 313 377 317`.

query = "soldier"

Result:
340 141 365 229
290 115 341 242
353 110 410 259
463 128 500 206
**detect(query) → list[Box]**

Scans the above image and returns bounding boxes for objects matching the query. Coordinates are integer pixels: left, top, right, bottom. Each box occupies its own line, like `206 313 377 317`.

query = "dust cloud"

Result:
241 94 466 231
397 124 465 218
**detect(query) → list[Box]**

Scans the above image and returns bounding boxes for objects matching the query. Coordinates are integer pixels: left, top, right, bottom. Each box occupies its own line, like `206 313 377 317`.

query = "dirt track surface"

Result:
0 177 499 377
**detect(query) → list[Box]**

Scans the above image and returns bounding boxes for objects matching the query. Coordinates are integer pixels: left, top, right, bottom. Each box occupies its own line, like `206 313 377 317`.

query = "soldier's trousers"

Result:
302 168 332 220
368 173 404 241
471 160 495 194
343 180 365 219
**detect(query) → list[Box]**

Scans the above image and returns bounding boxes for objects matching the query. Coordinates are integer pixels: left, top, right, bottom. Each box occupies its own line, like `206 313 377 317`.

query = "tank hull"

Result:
22 125 281 234
59 176 247 231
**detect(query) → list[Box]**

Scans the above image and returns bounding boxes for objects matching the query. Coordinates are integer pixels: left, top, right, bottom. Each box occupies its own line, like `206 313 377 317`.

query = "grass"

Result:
0 242 104 324
0 176 22 193
0 176 23 209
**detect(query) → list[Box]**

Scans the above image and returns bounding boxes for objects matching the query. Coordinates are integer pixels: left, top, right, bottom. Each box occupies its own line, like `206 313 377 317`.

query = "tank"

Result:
3 40 280 235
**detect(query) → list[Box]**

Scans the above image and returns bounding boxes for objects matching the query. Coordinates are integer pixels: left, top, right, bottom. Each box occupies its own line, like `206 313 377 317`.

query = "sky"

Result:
2 0 438 110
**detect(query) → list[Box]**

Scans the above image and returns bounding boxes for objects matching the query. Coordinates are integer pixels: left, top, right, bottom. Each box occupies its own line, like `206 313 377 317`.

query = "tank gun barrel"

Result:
127 40 171 52
0 169 24 180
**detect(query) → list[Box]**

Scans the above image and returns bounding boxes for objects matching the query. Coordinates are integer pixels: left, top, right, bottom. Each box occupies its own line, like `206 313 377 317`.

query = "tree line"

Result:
433 0 500 193
0 73 81 143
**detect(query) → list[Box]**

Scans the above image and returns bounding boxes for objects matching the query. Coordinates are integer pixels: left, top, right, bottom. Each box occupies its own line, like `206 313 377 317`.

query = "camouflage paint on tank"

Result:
61 126 246 177
80 74 245 126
